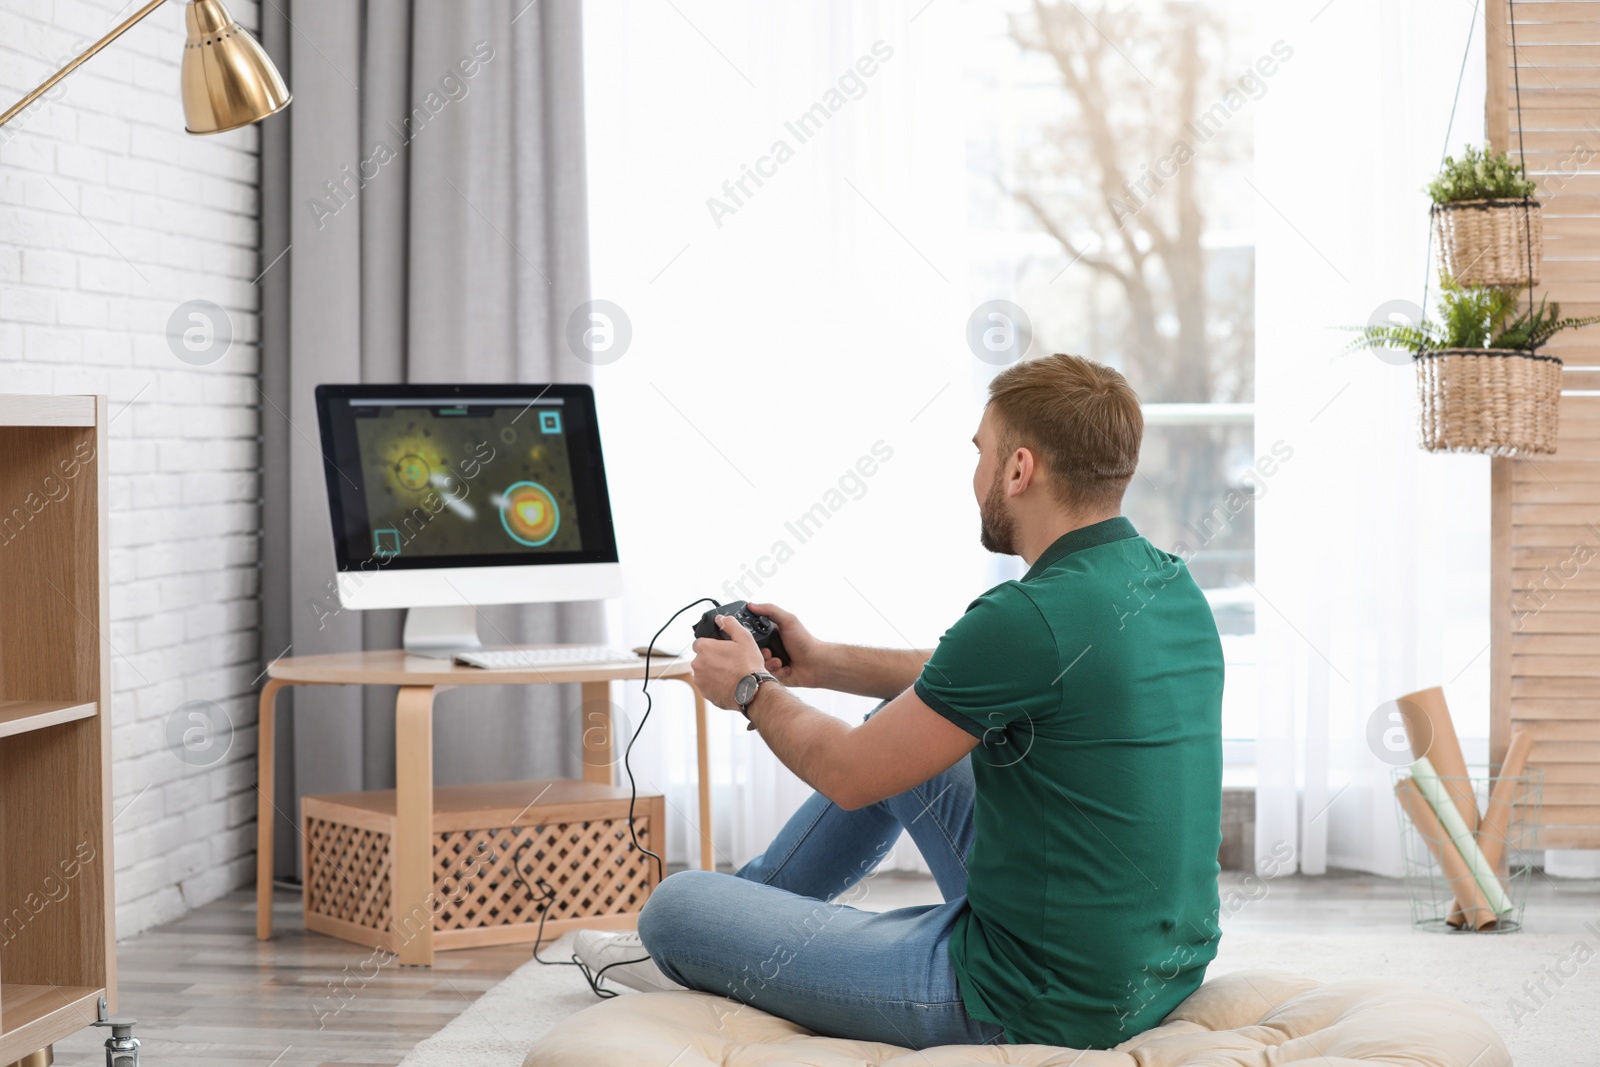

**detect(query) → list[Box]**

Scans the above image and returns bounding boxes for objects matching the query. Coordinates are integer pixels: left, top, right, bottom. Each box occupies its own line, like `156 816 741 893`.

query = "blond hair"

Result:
986 353 1142 509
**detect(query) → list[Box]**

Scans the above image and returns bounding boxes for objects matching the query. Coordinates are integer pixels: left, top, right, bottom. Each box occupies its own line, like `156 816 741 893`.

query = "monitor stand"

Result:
403 605 482 657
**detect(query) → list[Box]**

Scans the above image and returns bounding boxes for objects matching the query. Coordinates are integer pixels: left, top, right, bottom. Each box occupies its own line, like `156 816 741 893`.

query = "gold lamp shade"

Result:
181 0 291 135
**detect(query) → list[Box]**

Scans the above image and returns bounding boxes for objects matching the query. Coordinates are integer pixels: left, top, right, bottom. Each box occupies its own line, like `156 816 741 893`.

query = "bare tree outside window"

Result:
974 0 1258 635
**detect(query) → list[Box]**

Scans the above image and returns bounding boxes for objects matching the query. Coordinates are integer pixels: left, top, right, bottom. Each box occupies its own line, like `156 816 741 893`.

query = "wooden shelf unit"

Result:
0 702 97 741
0 394 117 1062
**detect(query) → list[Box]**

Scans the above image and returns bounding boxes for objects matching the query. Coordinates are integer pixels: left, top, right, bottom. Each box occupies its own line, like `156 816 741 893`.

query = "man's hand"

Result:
690 615 766 710
746 601 828 687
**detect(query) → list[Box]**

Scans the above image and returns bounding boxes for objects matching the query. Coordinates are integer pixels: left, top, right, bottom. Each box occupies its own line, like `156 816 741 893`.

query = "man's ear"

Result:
1009 446 1036 497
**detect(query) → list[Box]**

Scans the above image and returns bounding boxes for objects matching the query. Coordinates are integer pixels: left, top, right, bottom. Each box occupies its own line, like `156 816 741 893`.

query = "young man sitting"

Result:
575 353 1225 1050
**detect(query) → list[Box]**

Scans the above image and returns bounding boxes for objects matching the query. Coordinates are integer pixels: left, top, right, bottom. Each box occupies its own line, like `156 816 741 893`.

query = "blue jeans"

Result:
635 753 1007 1049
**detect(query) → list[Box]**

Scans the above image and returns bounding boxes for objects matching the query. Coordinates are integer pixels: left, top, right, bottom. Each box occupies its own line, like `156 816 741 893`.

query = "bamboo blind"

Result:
1489 0 1600 848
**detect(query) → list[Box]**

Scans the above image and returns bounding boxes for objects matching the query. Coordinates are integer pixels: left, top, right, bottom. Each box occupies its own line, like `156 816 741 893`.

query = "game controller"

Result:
692 600 790 666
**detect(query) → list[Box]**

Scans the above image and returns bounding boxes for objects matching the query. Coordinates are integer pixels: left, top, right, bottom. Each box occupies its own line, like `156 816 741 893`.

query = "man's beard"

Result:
979 469 1017 556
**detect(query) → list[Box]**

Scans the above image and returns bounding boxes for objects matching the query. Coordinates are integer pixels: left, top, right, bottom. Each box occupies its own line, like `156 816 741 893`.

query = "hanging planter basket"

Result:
1415 348 1561 456
1430 199 1543 288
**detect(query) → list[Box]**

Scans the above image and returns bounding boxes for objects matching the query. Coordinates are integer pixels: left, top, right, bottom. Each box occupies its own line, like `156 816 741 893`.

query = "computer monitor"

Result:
314 383 622 654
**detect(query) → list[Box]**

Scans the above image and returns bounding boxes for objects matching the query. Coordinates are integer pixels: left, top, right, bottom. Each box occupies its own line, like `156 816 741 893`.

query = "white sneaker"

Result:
571 929 683 993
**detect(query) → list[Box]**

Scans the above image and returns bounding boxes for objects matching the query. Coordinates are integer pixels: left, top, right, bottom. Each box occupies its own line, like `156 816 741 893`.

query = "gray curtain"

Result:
259 1 599 879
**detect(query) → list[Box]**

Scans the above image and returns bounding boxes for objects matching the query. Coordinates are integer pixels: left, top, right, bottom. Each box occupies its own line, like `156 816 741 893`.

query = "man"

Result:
575 353 1225 1050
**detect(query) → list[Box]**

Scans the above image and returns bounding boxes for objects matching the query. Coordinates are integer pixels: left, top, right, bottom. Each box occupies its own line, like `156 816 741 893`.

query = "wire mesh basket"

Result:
1393 765 1543 934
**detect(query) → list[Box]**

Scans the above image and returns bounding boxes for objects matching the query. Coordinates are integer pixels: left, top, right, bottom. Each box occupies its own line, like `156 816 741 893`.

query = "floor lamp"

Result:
0 0 290 135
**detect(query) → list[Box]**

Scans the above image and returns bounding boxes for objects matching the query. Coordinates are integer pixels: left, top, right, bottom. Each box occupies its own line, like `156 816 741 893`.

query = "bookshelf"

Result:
0 395 116 1064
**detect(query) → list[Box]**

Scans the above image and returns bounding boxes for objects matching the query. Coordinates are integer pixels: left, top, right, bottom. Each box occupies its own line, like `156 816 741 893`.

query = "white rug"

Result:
398 935 603 1067
398 920 1600 1067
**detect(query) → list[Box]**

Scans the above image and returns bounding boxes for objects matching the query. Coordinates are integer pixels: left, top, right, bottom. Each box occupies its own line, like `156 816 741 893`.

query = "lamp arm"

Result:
0 0 171 131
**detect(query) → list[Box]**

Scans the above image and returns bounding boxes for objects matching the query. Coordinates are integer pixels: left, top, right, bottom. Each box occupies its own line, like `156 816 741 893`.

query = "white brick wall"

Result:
0 0 265 936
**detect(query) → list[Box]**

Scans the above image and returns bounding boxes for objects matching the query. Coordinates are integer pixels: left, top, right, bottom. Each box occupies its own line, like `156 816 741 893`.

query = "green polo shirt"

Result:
912 516 1224 1049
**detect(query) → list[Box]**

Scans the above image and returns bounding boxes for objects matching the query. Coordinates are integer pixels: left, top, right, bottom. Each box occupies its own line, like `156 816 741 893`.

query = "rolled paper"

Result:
1411 757 1513 916
1399 686 1479 832
1396 776 1495 929
1478 729 1536 875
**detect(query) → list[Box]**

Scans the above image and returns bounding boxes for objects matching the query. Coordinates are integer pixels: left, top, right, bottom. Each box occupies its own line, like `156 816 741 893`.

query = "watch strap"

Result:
738 671 779 727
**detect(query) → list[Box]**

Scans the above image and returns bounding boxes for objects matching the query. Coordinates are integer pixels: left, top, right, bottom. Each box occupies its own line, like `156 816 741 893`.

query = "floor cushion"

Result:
522 970 1510 1067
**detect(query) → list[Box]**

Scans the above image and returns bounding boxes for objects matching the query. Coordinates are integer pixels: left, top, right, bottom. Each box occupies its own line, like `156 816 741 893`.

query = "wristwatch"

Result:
735 671 778 727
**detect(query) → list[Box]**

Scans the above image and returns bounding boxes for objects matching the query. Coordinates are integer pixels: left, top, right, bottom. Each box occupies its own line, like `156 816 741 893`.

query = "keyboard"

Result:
454 646 644 670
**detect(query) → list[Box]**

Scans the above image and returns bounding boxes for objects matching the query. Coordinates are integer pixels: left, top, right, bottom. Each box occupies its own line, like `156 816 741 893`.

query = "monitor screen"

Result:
315 384 620 573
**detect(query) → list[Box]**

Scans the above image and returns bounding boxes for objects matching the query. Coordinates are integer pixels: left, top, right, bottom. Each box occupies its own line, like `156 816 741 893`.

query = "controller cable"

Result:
508 597 720 997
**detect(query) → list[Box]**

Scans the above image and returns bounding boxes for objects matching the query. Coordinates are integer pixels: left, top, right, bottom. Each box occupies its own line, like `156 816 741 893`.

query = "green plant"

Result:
1426 144 1537 204
1494 299 1600 352
1347 278 1600 357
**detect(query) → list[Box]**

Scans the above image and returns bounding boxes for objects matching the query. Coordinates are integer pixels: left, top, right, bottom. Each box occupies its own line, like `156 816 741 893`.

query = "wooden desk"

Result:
255 649 710 966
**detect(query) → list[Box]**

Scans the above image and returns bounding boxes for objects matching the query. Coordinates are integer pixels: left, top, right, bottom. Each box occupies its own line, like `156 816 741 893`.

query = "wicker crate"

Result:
302 778 663 953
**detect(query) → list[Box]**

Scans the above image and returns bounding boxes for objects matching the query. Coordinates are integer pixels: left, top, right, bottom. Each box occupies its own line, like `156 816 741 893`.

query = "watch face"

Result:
735 673 760 706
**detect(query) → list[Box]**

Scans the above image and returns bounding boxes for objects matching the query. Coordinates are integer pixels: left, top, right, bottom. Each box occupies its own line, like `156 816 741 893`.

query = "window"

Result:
967 0 1258 745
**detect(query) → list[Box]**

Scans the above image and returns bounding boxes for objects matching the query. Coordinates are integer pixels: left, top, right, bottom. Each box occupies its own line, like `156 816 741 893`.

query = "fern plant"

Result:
1494 299 1600 351
1348 278 1600 357
1426 144 1537 204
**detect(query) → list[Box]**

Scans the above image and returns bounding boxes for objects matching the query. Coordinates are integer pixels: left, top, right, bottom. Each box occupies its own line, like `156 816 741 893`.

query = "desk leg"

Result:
668 678 715 872
580 680 613 785
693 683 713 872
394 685 436 966
255 678 288 941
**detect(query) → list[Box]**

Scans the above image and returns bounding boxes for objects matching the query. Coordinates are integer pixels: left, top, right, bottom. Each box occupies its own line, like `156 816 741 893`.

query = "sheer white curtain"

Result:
582 2 988 871
1253 0 1492 877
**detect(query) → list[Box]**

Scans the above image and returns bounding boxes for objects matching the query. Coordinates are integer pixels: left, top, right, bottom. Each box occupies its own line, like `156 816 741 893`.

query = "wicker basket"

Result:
1415 349 1561 455
1431 198 1543 287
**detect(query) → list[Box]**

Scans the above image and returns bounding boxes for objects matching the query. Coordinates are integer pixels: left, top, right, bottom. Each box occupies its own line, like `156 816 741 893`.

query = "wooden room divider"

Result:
1488 0 1600 848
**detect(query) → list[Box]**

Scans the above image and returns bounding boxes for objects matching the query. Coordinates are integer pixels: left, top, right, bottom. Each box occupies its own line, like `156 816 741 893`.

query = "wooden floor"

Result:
48 889 540 1067
42 870 1600 1067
